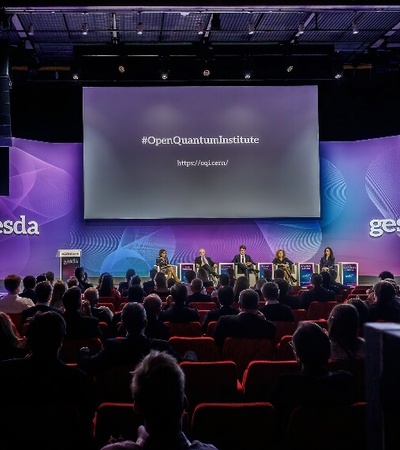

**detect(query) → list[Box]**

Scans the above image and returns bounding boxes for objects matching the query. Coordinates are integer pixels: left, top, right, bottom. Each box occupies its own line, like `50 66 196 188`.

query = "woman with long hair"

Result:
156 249 180 282
272 249 296 283
320 246 335 272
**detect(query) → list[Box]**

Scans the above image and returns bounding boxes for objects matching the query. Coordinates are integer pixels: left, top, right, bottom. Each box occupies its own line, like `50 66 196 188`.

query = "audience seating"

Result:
291 309 308 324
7 312 23 336
306 301 338 320
273 321 297 344
188 301 217 311
92 402 142 449
94 364 136 403
328 358 365 401
169 336 220 361
298 318 328 330
205 320 218 337
197 310 209 324
59 337 103 364
98 302 115 313
190 401 277 450
165 321 202 337
180 361 241 415
99 296 120 309
242 360 300 402
275 335 296 361
221 337 275 381
284 402 367 450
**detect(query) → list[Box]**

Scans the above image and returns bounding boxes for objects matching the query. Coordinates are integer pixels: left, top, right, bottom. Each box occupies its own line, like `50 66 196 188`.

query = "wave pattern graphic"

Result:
319 157 347 228
365 145 400 221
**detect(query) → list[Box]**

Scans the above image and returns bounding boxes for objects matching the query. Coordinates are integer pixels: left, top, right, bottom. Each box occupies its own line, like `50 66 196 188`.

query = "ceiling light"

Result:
286 64 294 73
298 23 305 34
160 70 169 80
352 21 359 34
27 23 34 36
118 64 125 73
198 21 204 35
202 68 211 77
248 22 255 35
137 21 144 35
81 22 89 35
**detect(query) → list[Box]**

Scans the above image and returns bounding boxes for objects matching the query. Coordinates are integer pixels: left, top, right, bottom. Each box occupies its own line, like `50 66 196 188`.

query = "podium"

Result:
56 249 82 281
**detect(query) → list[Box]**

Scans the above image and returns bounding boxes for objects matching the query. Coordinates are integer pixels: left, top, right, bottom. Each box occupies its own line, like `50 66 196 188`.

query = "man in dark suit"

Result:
232 244 259 279
195 248 219 279
159 283 200 323
214 288 276 349
299 273 336 310
186 278 212 305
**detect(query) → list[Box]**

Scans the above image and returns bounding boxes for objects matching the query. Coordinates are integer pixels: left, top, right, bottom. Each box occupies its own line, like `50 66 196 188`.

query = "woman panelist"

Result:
156 249 180 282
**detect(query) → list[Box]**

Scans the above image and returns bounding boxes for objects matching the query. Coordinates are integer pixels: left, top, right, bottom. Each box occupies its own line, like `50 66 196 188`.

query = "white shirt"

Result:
0 293 35 313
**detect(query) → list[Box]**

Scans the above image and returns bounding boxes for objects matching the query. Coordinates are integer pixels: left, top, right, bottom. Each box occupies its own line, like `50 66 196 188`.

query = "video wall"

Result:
0 135 399 280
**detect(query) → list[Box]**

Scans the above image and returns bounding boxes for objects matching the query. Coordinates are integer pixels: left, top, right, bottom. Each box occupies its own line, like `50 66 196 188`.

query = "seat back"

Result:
59 337 103 364
94 364 137 403
242 360 300 402
188 301 217 311
205 320 218 337
166 321 202 337
275 335 296 361
93 402 142 449
285 402 367 450
180 361 240 415
7 312 23 336
221 337 275 381
169 336 220 361
307 301 338 320
190 401 277 450
291 309 308 324
97 302 115 313
273 321 297 343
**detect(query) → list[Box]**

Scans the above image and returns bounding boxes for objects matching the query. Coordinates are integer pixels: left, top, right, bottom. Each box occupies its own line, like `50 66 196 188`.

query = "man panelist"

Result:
195 248 219 279
232 244 259 279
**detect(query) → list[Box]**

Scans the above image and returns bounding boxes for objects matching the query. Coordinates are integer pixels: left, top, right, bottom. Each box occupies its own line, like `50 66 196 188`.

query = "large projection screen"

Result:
83 85 320 219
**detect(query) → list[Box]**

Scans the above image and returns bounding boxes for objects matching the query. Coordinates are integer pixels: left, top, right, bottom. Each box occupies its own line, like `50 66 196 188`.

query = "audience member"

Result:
197 267 214 288
366 270 396 303
0 311 28 361
210 273 230 300
299 272 336 310
182 269 196 296
62 286 102 339
320 270 336 294
45 270 55 287
50 279 68 311
233 275 250 303
167 277 177 289
83 286 114 325
346 297 370 331
186 278 212 305
74 267 93 293
274 277 300 309
22 280 62 324
142 268 158 295
253 277 267 298
273 268 286 280
143 294 170 341
118 268 136 296
271 321 357 433
328 303 365 360
19 275 38 304
66 275 79 288
0 311 97 448
368 280 400 322
160 283 200 323
214 288 276 349
98 273 121 306
226 267 236 287
36 273 47 283
328 269 346 295
259 282 295 322
201 286 239 334
153 272 171 299
111 284 146 337
262 269 273 282
100 351 218 450
79 302 182 376
0 274 35 313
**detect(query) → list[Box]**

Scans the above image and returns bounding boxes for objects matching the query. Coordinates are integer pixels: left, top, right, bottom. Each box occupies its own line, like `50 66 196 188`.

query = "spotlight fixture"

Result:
160 69 169 80
198 21 204 35
137 21 144 35
81 21 89 35
202 68 211 77
352 21 359 34
286 64 294 73
72 70 80 80
27 22 34 37
243 69 253 80
298 22 305 34
118 64 126 73
248 22 255 35
159 56 170 80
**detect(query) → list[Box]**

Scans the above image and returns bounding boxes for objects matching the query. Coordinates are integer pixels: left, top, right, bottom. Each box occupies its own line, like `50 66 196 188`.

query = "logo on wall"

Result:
369 218 400 238
0 215 39 235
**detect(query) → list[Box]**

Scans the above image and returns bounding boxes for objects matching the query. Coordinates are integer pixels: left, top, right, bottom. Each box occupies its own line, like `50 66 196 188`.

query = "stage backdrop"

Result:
0 136 399 280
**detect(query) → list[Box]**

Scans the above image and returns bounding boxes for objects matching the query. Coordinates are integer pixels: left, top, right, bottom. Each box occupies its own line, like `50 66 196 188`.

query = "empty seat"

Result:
221 337 275 381
166 321 202 337
190 401 277 450
169 336 220 361
242 360 300 402
180 361 240 415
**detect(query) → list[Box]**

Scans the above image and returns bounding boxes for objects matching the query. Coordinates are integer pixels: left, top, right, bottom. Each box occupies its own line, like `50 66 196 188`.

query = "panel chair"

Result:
165 321 202 337
221 337 275 381
180 361 241 416
307 301 338 320
284 402 367 450
242 360 300 402
190 401 277 450
169 336 220 361
93 402 142 449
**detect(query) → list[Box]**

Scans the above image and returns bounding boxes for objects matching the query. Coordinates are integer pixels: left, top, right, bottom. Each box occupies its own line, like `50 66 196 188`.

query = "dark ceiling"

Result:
3 3 400 83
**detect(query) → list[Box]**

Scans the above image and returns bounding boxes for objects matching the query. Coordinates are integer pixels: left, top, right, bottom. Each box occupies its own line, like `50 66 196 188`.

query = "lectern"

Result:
56 249 82 281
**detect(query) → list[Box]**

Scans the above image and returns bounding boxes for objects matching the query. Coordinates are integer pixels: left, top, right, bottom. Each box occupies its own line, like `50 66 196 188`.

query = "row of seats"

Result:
93 400 367 450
